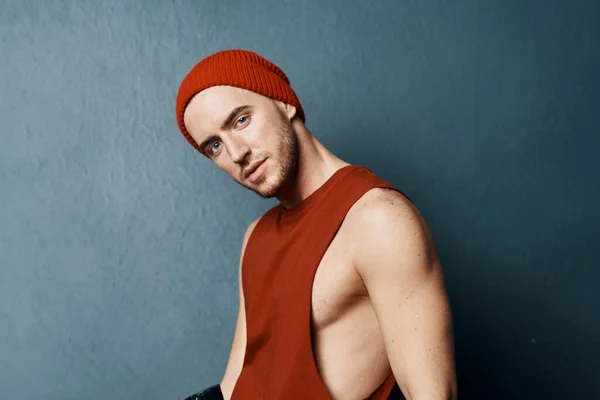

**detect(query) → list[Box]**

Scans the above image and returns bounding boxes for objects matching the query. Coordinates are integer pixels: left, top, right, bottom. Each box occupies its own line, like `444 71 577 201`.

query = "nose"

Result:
224 135 250 163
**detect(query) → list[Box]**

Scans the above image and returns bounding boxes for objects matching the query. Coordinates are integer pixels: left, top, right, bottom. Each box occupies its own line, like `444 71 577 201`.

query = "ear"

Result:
275 100 297 121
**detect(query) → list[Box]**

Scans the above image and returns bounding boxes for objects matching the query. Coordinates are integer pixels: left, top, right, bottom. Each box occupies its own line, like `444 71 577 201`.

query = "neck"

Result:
275 121 350 210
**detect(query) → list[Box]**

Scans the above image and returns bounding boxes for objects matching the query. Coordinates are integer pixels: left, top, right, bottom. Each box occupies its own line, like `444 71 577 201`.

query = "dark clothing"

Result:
184 384 223 400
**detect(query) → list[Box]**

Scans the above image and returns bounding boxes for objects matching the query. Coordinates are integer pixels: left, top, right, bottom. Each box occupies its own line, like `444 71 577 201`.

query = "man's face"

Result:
183 85 299 198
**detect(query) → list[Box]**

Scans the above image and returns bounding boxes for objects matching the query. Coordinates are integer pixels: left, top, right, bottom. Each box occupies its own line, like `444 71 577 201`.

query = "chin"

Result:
252 165 286 198
253 177 283 199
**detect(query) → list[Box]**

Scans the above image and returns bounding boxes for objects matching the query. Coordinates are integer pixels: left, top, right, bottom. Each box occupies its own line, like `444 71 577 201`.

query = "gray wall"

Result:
1 1 598 399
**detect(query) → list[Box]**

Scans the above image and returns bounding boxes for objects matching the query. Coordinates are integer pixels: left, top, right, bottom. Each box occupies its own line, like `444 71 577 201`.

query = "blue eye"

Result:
210 142 221 153
236 116 248 126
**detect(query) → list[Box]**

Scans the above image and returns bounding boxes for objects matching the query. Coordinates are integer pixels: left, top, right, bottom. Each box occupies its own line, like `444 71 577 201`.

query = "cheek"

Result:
245 120 282 153
264 128 284 150
250 126 268 148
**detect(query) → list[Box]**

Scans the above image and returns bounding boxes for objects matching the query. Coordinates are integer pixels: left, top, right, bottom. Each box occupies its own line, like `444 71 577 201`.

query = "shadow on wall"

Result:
448 252 596 399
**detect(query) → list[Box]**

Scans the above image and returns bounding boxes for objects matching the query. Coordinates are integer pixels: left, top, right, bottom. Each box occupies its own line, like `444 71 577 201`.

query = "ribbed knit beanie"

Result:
175 49 305 155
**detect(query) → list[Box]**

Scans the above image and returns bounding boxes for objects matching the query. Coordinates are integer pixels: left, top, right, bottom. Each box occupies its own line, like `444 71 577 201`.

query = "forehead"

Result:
183 86 260 138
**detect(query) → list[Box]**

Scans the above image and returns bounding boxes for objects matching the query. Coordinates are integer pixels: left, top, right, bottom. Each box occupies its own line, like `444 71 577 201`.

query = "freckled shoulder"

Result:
344 187 436 259
346 187 417 223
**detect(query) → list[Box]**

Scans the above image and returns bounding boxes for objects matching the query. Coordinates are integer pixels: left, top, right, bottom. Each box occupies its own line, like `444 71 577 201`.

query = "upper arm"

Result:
350 189 457 399
220 217 260 399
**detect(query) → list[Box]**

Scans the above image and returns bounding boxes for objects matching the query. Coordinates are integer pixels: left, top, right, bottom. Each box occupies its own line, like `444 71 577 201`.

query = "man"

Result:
176 49 457 400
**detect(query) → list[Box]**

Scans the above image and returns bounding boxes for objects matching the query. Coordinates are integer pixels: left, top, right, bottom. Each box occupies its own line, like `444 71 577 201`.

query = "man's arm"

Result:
351 189 457 400
219 218 259 400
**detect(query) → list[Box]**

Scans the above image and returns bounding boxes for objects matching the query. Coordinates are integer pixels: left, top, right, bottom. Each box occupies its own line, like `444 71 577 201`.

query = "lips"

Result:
243 159 266 179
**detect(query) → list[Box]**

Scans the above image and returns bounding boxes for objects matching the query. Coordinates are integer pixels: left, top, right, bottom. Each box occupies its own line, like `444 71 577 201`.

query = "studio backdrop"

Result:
0 0 598 399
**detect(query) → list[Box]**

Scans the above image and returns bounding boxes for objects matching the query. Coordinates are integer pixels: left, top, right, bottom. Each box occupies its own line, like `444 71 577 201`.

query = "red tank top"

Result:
231 164 406 399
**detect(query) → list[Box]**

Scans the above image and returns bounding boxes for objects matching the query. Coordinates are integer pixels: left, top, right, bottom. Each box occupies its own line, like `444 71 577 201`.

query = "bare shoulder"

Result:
345 187 438 268
345 189 456 398
347 187 423 231
354 187 413 209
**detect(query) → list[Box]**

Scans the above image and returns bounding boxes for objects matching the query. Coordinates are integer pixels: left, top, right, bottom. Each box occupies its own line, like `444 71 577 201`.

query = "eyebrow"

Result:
198 105 252 152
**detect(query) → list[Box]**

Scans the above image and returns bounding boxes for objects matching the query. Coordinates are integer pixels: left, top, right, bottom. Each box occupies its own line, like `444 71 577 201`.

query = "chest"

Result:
310 221 368 330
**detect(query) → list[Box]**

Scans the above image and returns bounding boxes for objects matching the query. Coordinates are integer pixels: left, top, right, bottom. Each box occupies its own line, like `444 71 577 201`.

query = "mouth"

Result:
243 159 267 180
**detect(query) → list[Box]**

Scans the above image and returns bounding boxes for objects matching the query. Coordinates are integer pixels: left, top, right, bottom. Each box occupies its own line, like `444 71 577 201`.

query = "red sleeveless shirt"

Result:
231 164 406 399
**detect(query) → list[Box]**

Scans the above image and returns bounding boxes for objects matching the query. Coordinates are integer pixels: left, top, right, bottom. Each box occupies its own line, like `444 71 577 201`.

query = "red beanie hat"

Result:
175 49 305 155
